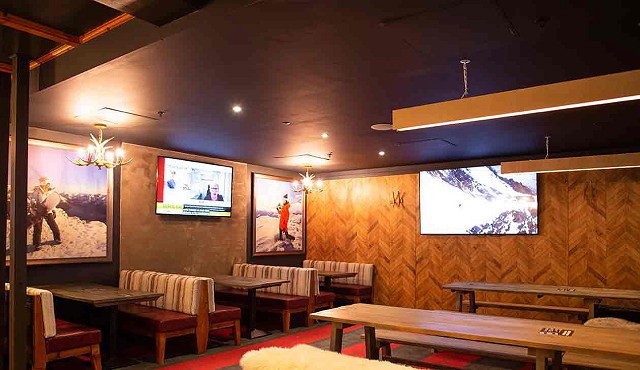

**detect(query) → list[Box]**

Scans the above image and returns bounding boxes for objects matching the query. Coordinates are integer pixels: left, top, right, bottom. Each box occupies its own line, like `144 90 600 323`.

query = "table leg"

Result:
584 298 601 319
364 326 378 360
108 306 118 359
468 291 476 313
324 276 332 290
245 288 269 339
551 350 563 370
329 323 344 353
456 292 464 312
534 350 548 370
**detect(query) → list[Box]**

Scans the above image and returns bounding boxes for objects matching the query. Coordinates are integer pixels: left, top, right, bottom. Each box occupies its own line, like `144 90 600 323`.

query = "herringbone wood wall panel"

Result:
307 169 640 319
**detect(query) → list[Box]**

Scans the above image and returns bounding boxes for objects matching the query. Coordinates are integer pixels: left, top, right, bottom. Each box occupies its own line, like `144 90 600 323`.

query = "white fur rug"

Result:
239 344 413 370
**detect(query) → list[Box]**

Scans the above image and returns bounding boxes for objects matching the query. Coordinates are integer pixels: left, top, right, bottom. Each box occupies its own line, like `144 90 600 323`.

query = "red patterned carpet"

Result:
162 325 533 370
48 323 534 369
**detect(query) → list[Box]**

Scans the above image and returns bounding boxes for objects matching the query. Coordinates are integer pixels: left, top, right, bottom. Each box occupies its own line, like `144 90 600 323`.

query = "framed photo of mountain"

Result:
251 173 305 256
5 139 112 265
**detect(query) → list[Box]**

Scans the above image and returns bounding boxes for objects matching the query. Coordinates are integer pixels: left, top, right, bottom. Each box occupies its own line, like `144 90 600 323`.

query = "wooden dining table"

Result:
37 283 162 359
317 271 357 290
443 281 640 319
310 303 640 370
213 275 289 338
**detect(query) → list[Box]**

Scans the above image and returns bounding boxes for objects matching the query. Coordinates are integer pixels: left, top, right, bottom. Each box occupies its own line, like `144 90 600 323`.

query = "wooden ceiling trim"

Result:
0 11 80 46
80 13 134 43
3 13 134 73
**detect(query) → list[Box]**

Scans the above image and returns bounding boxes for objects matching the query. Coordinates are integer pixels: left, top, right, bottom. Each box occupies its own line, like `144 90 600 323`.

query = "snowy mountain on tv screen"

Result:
420 166 538 235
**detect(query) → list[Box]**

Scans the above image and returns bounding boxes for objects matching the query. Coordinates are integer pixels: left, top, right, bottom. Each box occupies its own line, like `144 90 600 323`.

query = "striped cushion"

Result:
27 287 57 339
303 260 375 286
119 270 215 315
232 264 319 296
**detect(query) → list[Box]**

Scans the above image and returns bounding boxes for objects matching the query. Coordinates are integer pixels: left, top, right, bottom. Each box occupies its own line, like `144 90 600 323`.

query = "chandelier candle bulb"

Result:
67 123 132 169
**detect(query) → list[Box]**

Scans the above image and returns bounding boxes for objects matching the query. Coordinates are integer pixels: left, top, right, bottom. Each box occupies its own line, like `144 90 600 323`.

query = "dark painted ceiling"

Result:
17 0 640 172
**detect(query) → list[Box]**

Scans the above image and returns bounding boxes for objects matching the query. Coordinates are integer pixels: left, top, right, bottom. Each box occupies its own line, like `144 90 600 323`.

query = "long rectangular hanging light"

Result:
501 152 640 174
392 69 640 131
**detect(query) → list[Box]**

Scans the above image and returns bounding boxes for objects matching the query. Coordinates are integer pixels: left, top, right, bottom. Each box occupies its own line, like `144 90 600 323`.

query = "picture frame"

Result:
5 139 113 265
252 173 305 256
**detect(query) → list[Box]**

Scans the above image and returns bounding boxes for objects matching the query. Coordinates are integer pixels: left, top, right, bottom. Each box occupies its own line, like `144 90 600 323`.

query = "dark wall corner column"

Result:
9 53 30 370
0 69 11 370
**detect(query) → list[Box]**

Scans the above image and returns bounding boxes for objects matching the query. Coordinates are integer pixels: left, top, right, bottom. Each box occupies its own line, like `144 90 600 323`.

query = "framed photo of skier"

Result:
5 139 113 265
251 173 305 256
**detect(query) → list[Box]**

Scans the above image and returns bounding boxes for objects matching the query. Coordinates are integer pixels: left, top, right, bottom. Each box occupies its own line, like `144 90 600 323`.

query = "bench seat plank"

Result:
375 329 640 369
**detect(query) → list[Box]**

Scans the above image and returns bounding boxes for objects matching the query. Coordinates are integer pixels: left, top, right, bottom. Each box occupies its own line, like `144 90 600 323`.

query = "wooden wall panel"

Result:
307 168 640 320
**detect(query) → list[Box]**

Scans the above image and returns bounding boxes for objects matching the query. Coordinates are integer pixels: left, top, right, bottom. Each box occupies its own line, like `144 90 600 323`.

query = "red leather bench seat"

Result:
216 289 309 309
210 304 241 324
46 319 102 353
119 304 197 333
316 291 337 306
329 283 372 297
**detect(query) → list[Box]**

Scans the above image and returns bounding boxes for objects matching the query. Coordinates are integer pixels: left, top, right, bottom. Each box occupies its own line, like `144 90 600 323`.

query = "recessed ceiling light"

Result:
371 123 393 131
232 105 242 113
282 121 291 126
321 132 329 139
378 151 386 157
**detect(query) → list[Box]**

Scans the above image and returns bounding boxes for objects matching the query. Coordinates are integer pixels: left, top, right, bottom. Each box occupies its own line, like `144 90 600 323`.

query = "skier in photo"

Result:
30 177 62 248
276 194 295 241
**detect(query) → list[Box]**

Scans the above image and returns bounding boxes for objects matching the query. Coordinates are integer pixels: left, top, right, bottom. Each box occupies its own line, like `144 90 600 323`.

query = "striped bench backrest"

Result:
232 264 319 296
303 260 375 286
119 270 215 315
6 284 57 339
27 287 57 339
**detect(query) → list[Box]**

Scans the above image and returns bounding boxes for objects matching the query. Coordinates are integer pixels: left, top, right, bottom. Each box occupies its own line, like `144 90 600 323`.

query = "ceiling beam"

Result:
2 13 134 73
0 11 80 46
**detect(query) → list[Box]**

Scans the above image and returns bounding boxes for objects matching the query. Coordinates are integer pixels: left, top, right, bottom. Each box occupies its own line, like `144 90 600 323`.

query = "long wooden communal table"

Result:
310 304 640 370
213 275 289 338
37 283 162 359
443 281 640 319
317 271 357 290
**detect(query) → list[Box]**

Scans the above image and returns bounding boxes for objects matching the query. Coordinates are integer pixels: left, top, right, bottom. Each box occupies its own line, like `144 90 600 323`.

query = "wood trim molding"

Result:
0 11 80 46
2 13 135 73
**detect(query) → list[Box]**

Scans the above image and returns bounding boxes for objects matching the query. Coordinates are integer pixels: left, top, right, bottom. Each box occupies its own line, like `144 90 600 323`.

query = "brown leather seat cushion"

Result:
256 292 308 309
330 283 372 297
215 289 308 310
46 319 101 353
210 304 241 324
316 291 336 305
119 304 197 333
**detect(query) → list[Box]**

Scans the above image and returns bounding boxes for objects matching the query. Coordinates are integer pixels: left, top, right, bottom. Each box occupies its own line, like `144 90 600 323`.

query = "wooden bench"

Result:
216 264 329 333
303 260 375 303
463 300 590 320
371 328 640 369
119 270 241 365
28 287 102 370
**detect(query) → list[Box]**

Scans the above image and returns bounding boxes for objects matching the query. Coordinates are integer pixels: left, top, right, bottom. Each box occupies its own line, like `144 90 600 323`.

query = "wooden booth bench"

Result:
215 263 333 333
28 287 103 370
303 260 375 303
118 270 241 365
370 324 640 370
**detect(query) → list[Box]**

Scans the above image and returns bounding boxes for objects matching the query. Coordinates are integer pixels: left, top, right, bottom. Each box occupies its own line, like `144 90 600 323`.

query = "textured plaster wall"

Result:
119 143 248 277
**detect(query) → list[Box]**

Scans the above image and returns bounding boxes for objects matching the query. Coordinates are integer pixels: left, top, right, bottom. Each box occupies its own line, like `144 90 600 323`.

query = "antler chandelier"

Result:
292 166 323 193
67 123 132 170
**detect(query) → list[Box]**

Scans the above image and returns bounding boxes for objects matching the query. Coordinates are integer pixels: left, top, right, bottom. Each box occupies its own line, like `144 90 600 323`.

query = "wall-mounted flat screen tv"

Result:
419 165 538 235
156 156 233 217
